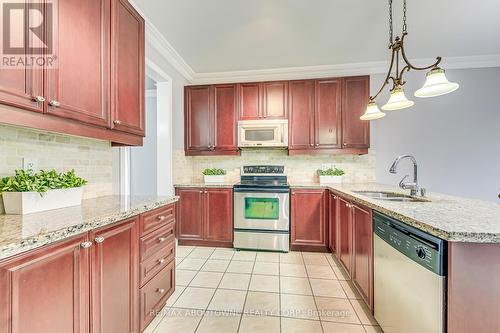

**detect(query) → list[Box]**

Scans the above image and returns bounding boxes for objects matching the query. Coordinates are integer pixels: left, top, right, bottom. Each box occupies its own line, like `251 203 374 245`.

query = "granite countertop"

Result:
0 195 178 260
174 183 236 188
290 182 500 243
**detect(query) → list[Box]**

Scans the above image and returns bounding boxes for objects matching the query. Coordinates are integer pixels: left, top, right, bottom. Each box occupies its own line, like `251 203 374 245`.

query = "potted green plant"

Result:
202 168 226 184
0 169 87 214
317 167 345 185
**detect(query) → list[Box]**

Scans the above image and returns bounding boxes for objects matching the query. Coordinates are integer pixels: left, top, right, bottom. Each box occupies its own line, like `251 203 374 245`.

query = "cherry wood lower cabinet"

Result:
337 196 353 272
176 187 233 247
290 189 328 252
328 192 338 253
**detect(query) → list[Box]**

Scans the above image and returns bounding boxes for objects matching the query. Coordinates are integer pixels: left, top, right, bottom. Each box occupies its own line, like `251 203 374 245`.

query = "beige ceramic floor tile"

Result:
332 265 350 281
322 322 366 333
302 253 330 266
166 286 186 306
249 274 280 293
339 280 362 300
172 287 215 310
309 278 347 298
219 272 251 290
244 291 280 317
175 246 195 258
280 317 323 333
188 247 215 259
189 271 223 288
326 254 340 267
195 311 241 333
210 248 235 260
253 261 279 275
279 276 312 295
232 251 257 262
239 315 280 333
280 294 319 320
201 259 230 272
143 304 167 333
153 308 203 333
280 252 303 264
363 325 384 333
315 297 360 324
176 269 197 286
227 260 254 274
350 300 378 325
306 264 337 279
280 263 307 277
256 252 280 263
207 289 247 313
177 258 206 271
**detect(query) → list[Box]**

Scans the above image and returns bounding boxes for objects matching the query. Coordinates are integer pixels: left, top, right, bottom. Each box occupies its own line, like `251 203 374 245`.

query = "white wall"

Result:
372 67 500 201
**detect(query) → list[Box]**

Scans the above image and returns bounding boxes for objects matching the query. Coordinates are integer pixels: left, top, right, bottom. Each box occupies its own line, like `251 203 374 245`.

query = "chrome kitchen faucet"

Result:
389 154 426 197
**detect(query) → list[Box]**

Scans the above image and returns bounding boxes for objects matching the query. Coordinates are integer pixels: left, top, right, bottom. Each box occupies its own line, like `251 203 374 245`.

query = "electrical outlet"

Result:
23 158 38 172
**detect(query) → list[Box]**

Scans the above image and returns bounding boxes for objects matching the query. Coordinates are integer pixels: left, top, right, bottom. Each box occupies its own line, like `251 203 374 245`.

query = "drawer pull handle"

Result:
49 100 60 107
113 120 121 125
158 237 166 243
158 258 165 264
80 241 93 249
33 96 45 103
157 288 165 294
95 237 105 244
157 215 166 221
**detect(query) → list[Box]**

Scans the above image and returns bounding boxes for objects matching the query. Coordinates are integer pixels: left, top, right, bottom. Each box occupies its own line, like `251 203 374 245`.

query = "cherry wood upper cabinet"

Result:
205 189 233 243
91 217 139 333
111 0 145 136
337 196 353 274
290 189 328 251
45 0 109 127
315 79 342 149
238 83 261 120
328 192 338 253
0 234 90 333
289 80 315 150
176 188 204 241
185 86 212 152
352 203 373 310
342 76 370 148
213 84 238 152
262 81 288 119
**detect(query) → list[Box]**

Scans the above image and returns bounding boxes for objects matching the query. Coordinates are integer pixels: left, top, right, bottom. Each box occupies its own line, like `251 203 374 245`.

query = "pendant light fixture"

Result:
360 0 459 121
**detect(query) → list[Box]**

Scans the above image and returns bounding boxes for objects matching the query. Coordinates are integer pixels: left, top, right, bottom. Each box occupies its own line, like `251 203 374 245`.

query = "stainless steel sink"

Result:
353 190 431 202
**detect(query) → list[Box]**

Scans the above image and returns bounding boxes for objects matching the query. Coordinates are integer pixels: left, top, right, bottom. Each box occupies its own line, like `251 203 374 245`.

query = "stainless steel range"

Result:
233 165 290 252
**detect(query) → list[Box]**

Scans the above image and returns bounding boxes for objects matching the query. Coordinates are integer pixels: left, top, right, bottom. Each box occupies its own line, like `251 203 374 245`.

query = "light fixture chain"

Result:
402 0 408 34
388 0 394 46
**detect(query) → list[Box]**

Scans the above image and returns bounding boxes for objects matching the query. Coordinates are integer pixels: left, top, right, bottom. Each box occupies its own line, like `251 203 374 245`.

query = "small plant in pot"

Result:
202 168 226 184
317 167 345 185
0 169 87 215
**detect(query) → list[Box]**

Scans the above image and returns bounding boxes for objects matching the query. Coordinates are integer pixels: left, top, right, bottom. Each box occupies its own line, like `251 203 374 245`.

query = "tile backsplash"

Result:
0 125 113 205
173 148 376 184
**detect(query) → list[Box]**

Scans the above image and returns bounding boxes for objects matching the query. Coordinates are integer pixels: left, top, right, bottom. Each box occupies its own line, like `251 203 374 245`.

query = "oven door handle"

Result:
233 188 290 194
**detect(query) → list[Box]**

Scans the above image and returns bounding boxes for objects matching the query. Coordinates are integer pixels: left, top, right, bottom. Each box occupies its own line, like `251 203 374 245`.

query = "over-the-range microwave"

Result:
237 119 288 148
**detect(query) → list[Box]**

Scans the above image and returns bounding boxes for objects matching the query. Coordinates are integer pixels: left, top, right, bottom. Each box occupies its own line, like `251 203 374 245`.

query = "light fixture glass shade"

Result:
414 68 459 98
360 101 386 120
381 87 415 111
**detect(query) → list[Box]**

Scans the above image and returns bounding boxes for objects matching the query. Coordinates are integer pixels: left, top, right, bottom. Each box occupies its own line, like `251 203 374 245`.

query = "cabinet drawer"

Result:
140 222 175 261
140 240 175 287
140 204 175 236
140 260 175 331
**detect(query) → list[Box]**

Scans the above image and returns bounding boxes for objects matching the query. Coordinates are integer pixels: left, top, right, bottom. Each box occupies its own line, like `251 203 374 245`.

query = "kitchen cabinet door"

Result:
185 86 212 152
342 76 370 148
176 188 205 241
328 192 338 253
352 204 373 309
213 84 238 152
289 80 315 150
338 197 353 274
262 81 288 119
238 82 262 120
91 217 139 333
111 0 145 136
0 1 44 113
291 189 328 251
205 188 233 244
315 79 342 149
0 234 90 333
45 0 109 127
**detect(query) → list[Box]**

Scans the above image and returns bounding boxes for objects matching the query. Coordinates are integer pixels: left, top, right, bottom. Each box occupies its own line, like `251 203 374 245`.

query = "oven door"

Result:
234 188 290 231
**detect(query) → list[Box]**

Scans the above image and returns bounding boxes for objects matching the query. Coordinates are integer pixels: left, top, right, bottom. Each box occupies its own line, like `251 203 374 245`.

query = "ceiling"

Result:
136 0 500 74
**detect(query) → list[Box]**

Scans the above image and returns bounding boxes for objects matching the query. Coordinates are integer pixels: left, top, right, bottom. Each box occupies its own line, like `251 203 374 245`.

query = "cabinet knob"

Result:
33 96 45 103
158 258 166 265
199 190 203 193
315 144 319 147
157 288 165 294
158 237 166 243
80 241 93 249
95 236 105 244
343 143 347 147
310 143 314 147
113 120 121 125
48 100 60 107
157 215 166 221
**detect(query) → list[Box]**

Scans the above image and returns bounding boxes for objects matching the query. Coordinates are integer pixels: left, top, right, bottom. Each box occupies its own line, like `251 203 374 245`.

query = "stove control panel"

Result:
242 165 285 175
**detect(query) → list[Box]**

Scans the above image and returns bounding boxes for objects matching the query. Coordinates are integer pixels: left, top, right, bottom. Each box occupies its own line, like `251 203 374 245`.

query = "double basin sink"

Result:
353 190 431 203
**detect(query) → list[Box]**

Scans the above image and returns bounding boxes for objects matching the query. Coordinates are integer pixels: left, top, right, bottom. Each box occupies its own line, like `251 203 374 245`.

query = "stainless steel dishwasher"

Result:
373 211 446 333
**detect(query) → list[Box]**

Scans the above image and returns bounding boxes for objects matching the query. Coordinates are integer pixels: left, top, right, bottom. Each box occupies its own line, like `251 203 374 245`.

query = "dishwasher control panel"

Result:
374 211 446 276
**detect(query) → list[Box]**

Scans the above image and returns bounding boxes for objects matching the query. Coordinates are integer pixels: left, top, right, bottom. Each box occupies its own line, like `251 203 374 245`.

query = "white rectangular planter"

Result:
319 175 343 185
2 187 83 215
204 175 225 184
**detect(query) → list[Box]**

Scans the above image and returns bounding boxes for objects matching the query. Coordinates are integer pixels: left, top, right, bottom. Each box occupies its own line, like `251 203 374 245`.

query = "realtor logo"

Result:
1 0 56 68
